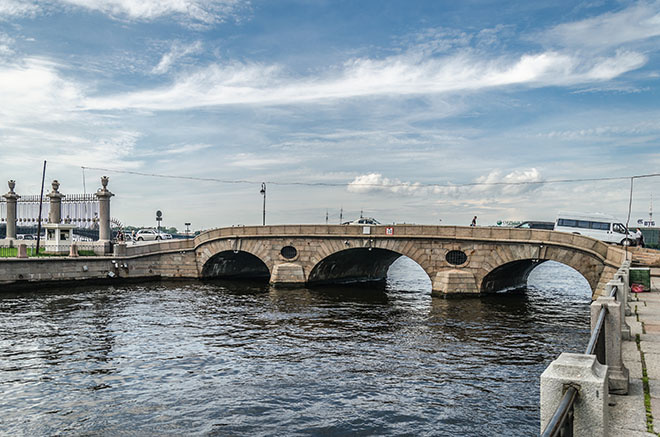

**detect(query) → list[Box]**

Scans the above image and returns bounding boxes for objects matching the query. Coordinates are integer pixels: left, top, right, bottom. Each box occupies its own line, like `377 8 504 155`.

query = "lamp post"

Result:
185 222 191 237
260 182 266 226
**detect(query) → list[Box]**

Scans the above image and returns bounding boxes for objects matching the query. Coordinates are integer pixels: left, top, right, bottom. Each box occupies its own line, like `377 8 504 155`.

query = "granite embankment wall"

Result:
0 240 198 290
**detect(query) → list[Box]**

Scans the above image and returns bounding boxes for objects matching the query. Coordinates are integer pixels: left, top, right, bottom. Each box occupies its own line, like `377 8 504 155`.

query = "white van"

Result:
554 212 637 246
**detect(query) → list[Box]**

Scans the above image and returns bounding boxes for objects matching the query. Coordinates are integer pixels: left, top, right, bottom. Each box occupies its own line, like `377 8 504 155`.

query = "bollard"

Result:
591 296 629 394
113 243 127 257
615 268 631 316
540 353 608 436
606 279 630 341
17 243 28 259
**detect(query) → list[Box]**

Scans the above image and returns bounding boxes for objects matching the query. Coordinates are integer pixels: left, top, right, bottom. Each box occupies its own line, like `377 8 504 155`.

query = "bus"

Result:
554 212 637 246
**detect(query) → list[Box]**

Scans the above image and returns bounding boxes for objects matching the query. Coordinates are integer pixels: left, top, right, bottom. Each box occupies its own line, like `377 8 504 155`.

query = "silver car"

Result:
135 229 172 241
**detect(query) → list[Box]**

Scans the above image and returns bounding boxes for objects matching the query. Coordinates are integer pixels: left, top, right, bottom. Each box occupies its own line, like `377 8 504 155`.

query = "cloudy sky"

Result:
1 0 659 230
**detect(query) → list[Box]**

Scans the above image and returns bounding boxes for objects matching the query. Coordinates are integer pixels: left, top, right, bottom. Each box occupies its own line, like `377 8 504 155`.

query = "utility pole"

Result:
260 182 266 226
35 160 47 255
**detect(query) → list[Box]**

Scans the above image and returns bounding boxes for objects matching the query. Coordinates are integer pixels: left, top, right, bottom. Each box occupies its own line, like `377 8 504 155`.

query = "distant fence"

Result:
0 193 100 229
0 224 99 241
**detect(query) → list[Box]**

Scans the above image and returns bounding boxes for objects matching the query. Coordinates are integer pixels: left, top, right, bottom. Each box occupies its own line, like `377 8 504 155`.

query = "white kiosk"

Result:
43 180 75 255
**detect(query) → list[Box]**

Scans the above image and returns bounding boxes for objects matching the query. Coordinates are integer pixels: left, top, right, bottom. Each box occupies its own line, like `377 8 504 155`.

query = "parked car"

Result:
515 221 555 230
135 229 172 241
342 217 381 225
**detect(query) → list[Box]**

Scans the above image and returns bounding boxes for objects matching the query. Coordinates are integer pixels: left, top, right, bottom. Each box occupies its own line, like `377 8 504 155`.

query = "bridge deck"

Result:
610 269 660 435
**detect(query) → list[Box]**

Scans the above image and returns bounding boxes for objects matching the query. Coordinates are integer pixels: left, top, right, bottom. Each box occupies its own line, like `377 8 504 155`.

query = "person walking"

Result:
471 216 477 227
635 228 645 248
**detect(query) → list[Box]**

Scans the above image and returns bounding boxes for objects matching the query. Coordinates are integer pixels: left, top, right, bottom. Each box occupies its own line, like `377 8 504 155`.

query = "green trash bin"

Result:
630 267 651 292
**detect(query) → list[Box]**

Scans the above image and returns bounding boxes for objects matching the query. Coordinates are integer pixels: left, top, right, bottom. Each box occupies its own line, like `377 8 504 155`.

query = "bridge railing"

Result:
540 260 631 436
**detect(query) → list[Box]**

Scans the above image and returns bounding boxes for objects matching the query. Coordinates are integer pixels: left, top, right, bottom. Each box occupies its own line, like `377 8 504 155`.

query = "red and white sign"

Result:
386 227 393 235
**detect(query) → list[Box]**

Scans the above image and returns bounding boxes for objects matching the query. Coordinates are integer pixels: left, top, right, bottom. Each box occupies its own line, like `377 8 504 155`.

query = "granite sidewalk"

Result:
609 270 660 436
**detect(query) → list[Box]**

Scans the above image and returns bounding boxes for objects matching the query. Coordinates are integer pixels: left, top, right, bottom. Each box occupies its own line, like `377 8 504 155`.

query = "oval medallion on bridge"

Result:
445 250 468 265
280 246 298 260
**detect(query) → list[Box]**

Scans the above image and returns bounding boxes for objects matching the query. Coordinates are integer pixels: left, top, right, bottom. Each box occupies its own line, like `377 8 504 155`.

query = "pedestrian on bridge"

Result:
636 228 645 247
471 216 477 227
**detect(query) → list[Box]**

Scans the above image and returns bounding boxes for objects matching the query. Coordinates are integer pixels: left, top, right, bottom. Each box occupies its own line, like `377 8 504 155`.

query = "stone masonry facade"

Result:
0 225 627 298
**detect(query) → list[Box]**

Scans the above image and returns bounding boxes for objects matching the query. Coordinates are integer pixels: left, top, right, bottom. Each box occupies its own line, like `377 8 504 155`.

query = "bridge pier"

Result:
270 263 306 287
432 269 479 297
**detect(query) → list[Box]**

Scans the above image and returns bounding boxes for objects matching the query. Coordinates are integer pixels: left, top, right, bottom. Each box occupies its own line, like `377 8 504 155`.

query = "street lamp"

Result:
260 182 266 226
185 222 191 237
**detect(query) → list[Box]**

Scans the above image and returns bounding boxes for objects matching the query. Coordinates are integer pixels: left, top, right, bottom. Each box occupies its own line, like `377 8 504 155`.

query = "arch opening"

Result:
307 248 403 286
201 250 270 280
481 259 547 293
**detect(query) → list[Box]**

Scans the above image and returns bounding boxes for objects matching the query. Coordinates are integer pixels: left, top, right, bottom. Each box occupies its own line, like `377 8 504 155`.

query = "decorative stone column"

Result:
47 180 64 223
540 353 608 436
95 176 114 241
3 180 20 240
44 180 74 255
591 296 629 394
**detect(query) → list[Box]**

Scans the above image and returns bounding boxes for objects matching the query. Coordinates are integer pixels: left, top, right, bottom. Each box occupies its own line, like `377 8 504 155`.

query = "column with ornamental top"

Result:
95 176 114 250
47 180 64 223
3 180 20 240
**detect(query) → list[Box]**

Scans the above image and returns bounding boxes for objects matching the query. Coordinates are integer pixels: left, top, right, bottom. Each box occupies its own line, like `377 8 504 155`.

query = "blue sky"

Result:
1 0 659 230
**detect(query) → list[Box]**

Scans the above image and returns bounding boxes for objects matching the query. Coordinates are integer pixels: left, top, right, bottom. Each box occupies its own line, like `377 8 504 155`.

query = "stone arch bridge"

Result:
137 224 626 298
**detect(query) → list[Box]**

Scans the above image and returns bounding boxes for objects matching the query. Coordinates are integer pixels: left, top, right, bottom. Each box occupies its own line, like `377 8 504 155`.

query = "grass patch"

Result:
0 247 98 257
636 333 654 433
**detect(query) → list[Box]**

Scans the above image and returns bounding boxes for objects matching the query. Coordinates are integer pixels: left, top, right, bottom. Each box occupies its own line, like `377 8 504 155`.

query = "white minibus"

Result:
554 212 637 246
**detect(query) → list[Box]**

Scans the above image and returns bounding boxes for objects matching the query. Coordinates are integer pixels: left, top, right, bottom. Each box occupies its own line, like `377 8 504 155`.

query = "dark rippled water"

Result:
0 259 592 436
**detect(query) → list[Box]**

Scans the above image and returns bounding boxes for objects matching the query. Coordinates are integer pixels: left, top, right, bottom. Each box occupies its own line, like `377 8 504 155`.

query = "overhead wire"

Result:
80 166 660 189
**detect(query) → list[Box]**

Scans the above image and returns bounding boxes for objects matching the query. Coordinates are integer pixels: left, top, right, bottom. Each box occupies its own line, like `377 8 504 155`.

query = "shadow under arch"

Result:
480 258 595 294
308 247 426 287
481 259 547 293
201 250 270 280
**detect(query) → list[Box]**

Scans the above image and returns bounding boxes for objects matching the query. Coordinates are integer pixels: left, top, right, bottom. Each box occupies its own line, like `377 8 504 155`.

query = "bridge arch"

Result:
201 250 270 279
307 247 430 286
477 243 608 294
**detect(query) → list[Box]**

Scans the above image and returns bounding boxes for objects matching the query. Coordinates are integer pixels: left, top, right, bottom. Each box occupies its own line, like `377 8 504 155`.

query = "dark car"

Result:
515 221 555 230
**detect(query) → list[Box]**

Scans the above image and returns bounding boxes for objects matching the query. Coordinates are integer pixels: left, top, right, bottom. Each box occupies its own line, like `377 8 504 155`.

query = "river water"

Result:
0 259 592 436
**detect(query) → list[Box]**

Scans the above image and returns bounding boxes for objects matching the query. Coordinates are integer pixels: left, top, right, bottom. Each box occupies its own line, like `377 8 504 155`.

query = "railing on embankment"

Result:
540 260 632 436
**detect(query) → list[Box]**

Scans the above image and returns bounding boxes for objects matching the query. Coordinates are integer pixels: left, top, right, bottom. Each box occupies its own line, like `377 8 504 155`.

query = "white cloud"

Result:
0 33 14 57
543 2 660 49
0 0 39 18
0 57 85 125
58 0 245 25
160 143 213 155
227 152 301 169
152 40 203 74
84 47 647 111
348 169 543 198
